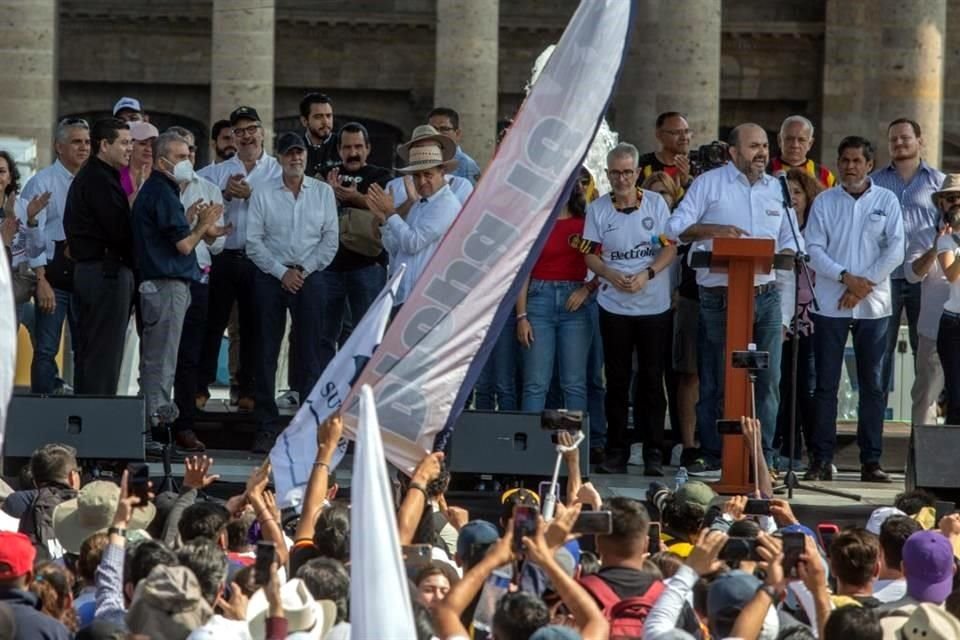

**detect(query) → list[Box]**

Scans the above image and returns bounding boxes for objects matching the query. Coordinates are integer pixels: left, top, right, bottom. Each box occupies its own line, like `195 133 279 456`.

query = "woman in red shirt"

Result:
515 170 595 412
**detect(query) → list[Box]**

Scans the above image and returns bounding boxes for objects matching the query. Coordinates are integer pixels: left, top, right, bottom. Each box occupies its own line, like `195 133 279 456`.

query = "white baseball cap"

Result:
113 96 142 115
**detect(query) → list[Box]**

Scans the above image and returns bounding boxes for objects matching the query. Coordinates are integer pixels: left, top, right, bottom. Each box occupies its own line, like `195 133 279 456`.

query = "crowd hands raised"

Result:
0 412 958 639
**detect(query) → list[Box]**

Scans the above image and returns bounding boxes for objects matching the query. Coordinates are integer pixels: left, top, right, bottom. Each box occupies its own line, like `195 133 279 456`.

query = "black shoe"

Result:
251 431 277 455
861 463 892 483
597 451 627 474
644 461 664 477
680 447 701 467
145 441 165 459
803 461 834 481
589 447 606 465
686 458 721 477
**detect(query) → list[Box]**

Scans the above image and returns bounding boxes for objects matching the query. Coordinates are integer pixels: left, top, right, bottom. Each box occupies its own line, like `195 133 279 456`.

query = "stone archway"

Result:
274 114 404 171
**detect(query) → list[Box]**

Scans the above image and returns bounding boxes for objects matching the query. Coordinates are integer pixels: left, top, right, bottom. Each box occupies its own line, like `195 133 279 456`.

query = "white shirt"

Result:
386 174 473 206
381 184 461 304
583 191 673 316
20 159 76 267
179 172 225 271
937 233 960 314
201 152 281 249
246 175 339 280
805 181 905 319
874 578 908 604
905 230 950 339
8 198 45 269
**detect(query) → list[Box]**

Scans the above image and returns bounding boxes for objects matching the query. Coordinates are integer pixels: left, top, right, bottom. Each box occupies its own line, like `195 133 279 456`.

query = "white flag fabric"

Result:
338 0 634 473
0 253 15 450
270 265 405 510
350 385 416 639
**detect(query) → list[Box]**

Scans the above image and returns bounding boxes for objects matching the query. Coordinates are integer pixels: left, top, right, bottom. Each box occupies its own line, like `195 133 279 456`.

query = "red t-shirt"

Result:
531 216 588 282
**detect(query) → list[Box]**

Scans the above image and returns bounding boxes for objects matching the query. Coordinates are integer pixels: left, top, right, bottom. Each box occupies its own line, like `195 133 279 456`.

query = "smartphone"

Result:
817 523 839 555
731 350 770 370
744 499 771 516
782 532 805 577
935 500 956 523
720 537 762 563
126 463 150 507
513 505 539 552
254 540 276 586
572 511 613 535
717 419 743 435
402 544 433 570
648 522 662 553
538 481 559 506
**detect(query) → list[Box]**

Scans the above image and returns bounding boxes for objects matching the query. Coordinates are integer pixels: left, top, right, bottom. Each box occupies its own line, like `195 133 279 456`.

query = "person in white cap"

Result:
112 96 143 123
122 120 159 202
365 124 461 309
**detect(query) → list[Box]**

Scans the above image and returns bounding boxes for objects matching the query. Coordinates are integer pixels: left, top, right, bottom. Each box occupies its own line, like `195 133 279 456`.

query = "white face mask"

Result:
163 157 194 183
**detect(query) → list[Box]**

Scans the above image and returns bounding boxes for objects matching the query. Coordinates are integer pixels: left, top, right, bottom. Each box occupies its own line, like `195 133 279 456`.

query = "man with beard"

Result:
934 177 960 425
904 175 957 426
638 112 694 190
872 119 945 410
666 123 801 475
300 92 340 179
769 115 836 188
805 136 904 482
318 122 393 370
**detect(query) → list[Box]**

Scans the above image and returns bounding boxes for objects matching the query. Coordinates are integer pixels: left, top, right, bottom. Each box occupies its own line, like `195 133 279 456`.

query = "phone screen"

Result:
402 544 433 570
744 499 771 516
513 505 539 551
126 463 150 506
255 541 276 586
782 532 805 576
572 511 613 535
648 522 662 553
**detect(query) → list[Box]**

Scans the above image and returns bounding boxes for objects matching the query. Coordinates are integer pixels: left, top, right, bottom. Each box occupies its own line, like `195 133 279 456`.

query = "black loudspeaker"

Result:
448 410 589 477
4 395 145 461
906 424 960 493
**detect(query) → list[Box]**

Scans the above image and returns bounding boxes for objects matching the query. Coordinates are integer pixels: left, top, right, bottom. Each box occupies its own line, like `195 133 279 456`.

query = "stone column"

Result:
210 0 275 143
434 0 499 170
874 0 946 167
613 1 660 151
944 0 960 170
654 0 721 144
0 0 57 167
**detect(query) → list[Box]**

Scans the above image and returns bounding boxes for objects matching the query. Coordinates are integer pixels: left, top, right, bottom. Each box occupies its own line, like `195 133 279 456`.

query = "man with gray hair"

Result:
583 142 676 475
20 117 91 394
131 131 226 446
769 115 836 188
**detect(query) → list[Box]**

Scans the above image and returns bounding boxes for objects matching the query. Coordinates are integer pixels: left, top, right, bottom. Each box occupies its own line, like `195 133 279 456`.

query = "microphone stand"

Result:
773 177 859 501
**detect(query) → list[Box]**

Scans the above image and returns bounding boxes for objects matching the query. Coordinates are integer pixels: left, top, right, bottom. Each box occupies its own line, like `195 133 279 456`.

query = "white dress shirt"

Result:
179 172 225 271
201 152 281 250
666 162 802 327
937 233 960 315
905 229 950 340
246 175 339 280
19 159 76 268
8 198 45 268
381 184 461 304
386 174 473 207
804 180 905 319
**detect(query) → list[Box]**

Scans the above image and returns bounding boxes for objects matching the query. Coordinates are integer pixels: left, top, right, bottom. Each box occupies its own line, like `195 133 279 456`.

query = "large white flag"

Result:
270 265 405 510
350 385 416 639
338 0 634 472
0 252 15 449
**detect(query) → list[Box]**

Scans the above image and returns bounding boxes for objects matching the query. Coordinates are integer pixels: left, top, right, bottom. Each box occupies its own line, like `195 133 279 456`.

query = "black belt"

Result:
701 282 778 296
943 310 960 320
221 248 247 257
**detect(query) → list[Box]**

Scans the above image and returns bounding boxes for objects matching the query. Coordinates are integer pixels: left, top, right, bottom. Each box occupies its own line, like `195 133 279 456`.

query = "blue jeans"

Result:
31 288 77 394
519 281 591 412
475 313 520 411
810 314 888 465
882 278 920 392
316 264 387 374
697 287 783 465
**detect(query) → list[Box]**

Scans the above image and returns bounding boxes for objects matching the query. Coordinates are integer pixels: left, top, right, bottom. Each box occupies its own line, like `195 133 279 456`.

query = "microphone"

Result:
778 174 793 210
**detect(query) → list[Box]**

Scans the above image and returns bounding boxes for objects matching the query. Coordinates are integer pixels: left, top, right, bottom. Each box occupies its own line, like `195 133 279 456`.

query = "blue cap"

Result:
456 520 499 566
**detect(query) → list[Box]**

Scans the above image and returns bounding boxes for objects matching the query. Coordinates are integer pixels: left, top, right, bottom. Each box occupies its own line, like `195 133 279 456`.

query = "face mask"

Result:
163 157 193 183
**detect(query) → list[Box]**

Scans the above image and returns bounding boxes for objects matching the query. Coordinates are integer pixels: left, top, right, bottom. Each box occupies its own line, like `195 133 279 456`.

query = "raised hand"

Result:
182 455 220 490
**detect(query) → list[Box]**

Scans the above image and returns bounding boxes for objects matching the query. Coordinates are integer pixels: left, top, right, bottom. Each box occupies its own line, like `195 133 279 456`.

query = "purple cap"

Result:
903 531 956 604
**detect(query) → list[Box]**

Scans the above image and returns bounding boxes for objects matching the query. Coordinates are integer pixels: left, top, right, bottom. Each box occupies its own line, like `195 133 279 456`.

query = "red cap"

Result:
0 532 35 579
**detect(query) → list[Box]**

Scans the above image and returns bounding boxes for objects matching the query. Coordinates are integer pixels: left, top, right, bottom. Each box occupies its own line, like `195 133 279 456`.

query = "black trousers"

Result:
199 250 257 397
73 261 134 395
599 307 672 460
172 281 209 434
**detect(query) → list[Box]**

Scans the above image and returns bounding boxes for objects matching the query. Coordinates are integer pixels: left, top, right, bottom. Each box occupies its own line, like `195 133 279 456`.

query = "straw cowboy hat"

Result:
246 578 336 640
53 480 156 554
931 174 960 206
397 124 458 173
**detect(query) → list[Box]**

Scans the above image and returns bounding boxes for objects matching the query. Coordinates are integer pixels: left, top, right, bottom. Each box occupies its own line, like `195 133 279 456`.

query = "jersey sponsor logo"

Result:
610 242 656 261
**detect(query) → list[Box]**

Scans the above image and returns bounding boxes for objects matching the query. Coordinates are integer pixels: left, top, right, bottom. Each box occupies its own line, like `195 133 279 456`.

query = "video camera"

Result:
690 141 729 173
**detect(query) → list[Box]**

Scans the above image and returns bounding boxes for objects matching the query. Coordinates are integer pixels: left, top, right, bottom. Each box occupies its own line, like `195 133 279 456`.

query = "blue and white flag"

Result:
339 0 634 473
270 265 405 510
349 384 416 639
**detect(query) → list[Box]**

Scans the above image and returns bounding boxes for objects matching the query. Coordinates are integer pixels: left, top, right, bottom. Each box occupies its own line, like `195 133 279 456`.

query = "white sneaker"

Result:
670 443 683 467
627 443 644 466
277 390 300 408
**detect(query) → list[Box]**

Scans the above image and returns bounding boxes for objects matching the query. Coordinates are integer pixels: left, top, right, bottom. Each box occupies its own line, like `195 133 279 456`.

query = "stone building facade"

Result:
4 0 959 171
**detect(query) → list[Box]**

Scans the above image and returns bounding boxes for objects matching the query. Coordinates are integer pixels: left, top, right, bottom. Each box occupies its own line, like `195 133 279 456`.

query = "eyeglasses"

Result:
943 194 960 204
232 123 261 137
58 117 89 129
661 128 691 137
606 169 636 180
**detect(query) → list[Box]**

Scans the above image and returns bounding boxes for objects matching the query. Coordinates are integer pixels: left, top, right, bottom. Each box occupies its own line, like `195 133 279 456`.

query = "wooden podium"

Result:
709 237 775 494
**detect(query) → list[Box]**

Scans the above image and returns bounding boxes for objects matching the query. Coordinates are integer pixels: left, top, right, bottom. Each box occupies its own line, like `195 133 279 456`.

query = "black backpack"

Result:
19 485 76 561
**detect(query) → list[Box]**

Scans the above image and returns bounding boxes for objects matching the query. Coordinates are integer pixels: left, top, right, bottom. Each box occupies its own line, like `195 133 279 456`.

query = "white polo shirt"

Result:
20 159 76 268
804 181 905 319
179 172 225 271
937 233 960 315
583 191 673 316
905 230 950 340
386 174 473 207
201 151 281 250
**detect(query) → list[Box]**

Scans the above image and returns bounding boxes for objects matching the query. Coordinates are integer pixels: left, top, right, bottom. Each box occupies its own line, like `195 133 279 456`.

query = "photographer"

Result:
666 123 801 474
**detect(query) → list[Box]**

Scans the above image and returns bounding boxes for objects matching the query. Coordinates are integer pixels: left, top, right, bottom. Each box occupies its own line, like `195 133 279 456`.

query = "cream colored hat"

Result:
52 480 156 554
246 578 336 640
397 125 458 173
931 174 960 206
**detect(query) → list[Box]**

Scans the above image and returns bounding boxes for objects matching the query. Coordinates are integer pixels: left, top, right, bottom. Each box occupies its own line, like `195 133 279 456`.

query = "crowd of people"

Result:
0 417 955 639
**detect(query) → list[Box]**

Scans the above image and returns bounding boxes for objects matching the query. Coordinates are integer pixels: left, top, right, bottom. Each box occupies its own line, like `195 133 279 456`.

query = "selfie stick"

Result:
543 431 585 521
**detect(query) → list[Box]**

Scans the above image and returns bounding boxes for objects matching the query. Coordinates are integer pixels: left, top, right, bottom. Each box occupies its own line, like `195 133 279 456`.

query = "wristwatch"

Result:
838 269 848 282
107 527 127 539
646 267 656 280
756 584 780 602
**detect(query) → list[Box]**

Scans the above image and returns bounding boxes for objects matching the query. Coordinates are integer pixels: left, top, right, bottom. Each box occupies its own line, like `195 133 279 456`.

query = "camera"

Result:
690 141 729 173
731 350 769 370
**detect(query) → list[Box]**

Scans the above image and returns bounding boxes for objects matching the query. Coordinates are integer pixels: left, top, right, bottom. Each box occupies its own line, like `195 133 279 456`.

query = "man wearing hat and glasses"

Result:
366 124 462 310
246 132 339 453
931 175 960 426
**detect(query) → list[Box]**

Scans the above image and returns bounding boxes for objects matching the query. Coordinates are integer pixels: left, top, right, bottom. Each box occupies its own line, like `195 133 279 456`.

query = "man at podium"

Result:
666 123 801 475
